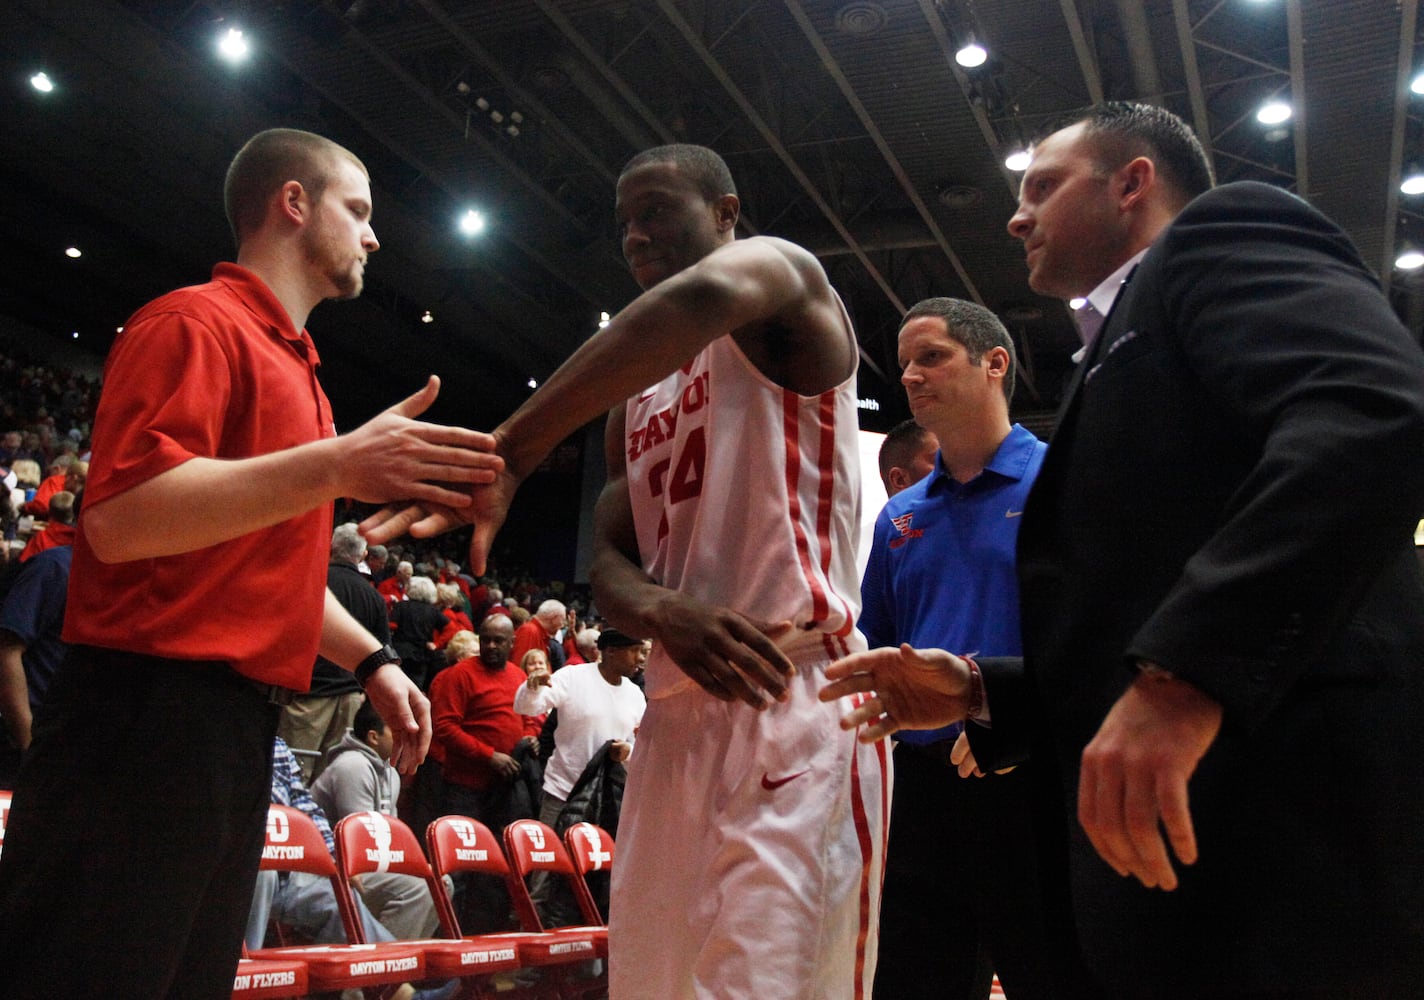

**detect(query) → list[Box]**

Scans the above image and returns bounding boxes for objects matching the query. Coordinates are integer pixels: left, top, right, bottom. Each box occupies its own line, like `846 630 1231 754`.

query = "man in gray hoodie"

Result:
312 698 439 940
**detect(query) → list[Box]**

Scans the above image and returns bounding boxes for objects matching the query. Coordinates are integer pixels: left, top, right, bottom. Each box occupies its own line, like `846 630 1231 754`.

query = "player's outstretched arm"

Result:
365 239 839 569
820 644 973 742
86 375 500 563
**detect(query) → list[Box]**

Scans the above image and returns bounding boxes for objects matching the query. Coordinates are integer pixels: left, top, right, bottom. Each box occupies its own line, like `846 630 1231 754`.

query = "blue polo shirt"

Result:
0 544 73 713
859 423 1046 745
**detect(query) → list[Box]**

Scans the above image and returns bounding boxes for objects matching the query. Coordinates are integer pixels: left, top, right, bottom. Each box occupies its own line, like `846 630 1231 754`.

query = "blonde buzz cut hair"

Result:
223 128 367 248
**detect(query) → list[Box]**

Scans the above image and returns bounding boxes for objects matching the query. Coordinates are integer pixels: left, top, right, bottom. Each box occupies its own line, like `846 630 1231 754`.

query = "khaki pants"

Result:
277 690 365 782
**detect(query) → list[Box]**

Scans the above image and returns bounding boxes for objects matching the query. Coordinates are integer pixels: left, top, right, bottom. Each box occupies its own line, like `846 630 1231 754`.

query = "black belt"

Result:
71 643 296 706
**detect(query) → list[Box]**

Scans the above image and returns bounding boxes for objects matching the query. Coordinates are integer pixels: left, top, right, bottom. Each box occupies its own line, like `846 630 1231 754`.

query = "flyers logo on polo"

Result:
889 512 925 549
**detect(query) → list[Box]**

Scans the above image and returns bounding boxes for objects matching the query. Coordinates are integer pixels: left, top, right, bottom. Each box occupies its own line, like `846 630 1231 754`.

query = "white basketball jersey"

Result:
624 322 867 699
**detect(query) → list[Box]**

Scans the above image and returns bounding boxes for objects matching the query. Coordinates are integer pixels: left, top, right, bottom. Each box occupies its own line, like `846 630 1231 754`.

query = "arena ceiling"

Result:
2 0 1422 439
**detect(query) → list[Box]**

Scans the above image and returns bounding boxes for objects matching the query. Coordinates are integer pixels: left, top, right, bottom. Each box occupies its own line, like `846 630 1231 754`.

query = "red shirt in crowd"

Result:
20 473 65 517
377 575 407 609
437 569 472 601
429 656 542 791
432 608 475 650
511 618 553 668
20 521 76 563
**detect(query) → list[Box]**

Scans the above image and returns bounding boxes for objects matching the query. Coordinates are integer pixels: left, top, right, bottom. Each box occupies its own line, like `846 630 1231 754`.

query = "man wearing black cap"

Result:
515 627 647 827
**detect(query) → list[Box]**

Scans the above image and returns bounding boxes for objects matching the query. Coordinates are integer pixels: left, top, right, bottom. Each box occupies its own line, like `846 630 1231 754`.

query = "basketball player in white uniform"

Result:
364 143 888 999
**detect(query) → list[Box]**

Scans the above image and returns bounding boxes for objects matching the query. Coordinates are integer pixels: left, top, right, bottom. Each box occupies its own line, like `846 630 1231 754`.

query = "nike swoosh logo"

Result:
761 769 811 791
637 389 657 402
1004 509 1024 518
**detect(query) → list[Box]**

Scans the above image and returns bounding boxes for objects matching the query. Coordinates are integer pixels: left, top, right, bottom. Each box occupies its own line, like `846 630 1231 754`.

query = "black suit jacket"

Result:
973 182 1424 997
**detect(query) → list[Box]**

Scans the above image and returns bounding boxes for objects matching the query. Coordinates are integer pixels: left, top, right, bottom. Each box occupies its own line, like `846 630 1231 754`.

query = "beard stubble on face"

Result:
302 206 363 300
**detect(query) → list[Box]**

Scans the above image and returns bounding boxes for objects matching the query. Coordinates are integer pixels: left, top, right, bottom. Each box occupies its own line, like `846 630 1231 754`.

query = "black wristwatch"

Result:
354 643 401 689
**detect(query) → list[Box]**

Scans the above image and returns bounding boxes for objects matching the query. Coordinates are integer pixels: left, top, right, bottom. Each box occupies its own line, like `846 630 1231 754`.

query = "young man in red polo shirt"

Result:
0 128 501 999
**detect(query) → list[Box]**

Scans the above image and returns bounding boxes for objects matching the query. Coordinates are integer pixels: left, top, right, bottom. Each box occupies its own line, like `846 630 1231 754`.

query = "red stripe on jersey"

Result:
815 391 836 579
817 392 857 639
848 733 875 1000
876 735 890 883
783 390 831 624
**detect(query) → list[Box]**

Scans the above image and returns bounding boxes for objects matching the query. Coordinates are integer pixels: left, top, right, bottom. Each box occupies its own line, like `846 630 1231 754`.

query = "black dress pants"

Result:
875 740 1089 1000
0 646 279 999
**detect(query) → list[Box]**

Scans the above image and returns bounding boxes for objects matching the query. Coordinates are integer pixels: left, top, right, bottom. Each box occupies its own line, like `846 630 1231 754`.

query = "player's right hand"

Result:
359 500 466 546
646 592 796 709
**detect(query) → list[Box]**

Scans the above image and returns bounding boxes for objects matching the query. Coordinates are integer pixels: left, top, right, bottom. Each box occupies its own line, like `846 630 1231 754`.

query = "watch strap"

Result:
354 642 401 689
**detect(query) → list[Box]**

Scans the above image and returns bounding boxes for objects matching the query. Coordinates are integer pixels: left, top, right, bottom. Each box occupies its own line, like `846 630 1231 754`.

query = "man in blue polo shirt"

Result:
863 297 1086 1000
0 540 72 781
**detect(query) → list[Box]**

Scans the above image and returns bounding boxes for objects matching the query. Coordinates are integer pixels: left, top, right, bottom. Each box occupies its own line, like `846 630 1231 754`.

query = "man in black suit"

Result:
823 102 1424 999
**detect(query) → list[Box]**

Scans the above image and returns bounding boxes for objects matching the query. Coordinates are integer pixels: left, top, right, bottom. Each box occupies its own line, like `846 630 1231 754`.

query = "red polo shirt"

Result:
429 656 542 790
511 618 552 668
64 263 336 689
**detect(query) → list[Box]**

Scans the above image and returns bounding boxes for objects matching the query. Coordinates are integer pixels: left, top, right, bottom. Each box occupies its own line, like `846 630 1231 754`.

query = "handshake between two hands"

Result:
348 375 519 576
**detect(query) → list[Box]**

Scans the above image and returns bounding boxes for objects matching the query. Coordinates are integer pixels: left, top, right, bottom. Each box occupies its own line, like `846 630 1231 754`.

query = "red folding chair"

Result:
334 810 526 994
561 823 614 927
0 788 11 858
503 821 607 950
249 804 425 998
429 815 601 998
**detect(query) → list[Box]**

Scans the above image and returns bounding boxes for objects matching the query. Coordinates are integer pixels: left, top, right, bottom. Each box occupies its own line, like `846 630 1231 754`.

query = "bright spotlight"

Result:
1005 150 1031 172
218 28 250 63
30 72 54 93
459 209 486 236
1396 249 1424 270
1069 298 1088 310
64 247 82 259
1256 101 1292 126
955 43 987 68
1402 173 1424 196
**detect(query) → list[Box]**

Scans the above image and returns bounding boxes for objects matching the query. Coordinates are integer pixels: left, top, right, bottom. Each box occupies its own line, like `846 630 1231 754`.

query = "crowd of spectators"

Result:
0 350 99 561
0 353 99 465
0 351 100 785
